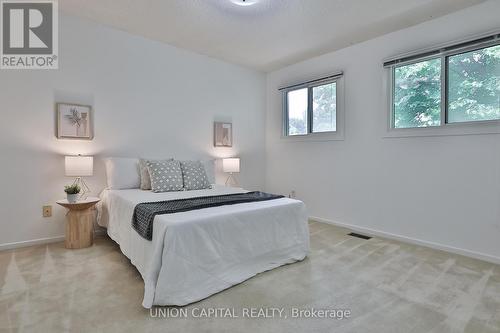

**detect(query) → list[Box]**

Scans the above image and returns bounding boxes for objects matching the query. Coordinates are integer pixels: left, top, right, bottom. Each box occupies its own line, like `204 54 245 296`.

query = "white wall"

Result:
265 1 500 261
0 14 266 247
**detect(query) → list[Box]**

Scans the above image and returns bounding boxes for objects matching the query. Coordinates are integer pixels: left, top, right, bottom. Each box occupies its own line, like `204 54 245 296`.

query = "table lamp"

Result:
222 158 240 187
65 155 93 200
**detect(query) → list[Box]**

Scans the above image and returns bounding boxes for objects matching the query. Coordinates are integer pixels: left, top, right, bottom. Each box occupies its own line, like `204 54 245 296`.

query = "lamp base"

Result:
72 177 91 201
225 173 239 187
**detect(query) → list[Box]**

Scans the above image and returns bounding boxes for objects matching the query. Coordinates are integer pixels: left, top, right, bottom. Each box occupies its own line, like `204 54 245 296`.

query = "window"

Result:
283 74 342 137
394 58 441 128
387 34 500 130
312 82 337 133
287 88 308 135
447 45 500 123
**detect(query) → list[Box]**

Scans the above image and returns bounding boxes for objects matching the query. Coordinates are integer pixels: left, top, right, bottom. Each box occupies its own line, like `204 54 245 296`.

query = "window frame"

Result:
390 55 444 129
282 74 344 141
386 37 500 137
284 87 309 136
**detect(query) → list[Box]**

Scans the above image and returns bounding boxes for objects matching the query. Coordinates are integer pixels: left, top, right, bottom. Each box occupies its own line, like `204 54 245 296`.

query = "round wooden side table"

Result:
56 197 100 249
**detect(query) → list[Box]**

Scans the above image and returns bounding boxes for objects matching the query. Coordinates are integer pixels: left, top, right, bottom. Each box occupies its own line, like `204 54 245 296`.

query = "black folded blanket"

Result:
132 191 284 240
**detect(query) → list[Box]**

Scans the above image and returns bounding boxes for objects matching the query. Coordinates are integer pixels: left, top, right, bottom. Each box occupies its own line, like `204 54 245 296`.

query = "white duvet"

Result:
98 185 309 308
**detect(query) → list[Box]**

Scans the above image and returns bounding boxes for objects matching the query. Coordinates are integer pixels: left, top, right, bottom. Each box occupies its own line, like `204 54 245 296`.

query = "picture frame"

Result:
57 103 93 140
214 122 232 147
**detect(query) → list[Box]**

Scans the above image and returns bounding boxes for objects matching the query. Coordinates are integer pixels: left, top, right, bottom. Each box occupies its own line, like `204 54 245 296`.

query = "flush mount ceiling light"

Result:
229 0 259 6
211 0 278 16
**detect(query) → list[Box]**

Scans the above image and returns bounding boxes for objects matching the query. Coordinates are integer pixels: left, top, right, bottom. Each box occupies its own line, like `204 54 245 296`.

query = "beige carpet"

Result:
1 221 499 332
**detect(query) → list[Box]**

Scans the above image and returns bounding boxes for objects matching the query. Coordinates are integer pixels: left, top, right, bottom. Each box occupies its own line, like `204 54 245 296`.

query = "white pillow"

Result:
201 159 215 184
105 158 140 189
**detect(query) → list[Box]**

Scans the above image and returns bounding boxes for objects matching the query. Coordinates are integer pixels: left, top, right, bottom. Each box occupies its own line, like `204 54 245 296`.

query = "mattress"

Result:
98 185 310 307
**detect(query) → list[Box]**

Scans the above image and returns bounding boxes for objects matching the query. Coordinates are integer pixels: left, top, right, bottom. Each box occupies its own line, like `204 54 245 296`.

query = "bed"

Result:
98 184 309 308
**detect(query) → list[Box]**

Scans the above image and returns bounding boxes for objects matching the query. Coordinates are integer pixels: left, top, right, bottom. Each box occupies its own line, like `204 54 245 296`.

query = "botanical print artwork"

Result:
57 104 92 139
214 122 232 147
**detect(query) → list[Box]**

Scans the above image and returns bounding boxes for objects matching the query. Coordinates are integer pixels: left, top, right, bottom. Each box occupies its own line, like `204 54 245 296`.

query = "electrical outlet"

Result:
43 205 52 218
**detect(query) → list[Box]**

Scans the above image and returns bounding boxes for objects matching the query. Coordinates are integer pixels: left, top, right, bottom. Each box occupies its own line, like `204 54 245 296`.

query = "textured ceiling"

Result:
59 0 486 72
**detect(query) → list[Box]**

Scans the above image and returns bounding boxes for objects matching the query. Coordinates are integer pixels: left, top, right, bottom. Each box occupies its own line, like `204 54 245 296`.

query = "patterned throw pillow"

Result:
139 158 172 190
180 160 211 190
146 160 184 193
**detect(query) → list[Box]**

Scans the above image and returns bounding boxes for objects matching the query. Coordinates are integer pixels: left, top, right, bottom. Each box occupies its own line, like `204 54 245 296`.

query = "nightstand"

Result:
56 197 100 249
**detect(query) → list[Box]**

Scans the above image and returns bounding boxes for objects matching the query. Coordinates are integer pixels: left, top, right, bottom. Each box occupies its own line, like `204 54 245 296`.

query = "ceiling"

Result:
59 0 486 72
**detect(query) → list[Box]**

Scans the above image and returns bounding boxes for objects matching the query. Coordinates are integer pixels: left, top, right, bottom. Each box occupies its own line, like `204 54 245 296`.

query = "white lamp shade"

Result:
222 158 240 173
65 156 93 177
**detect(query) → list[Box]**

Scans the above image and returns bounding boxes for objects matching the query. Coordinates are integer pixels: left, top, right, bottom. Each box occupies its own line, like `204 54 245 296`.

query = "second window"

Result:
391 42 500 129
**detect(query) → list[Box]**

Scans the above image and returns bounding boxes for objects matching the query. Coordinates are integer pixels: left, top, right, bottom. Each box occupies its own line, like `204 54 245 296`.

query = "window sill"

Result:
281 132 345 142
383 121 500 138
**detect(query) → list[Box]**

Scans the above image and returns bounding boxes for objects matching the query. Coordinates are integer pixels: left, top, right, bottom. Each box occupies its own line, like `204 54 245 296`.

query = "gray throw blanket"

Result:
132 191 284 240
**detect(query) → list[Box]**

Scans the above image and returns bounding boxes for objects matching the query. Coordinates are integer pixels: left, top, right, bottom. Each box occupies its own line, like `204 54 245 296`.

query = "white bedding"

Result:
98 185 309 307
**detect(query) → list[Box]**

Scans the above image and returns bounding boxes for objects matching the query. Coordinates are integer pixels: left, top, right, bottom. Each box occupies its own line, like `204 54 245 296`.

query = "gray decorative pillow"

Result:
180 161 211 190
146 160 183 193
139 158 172 190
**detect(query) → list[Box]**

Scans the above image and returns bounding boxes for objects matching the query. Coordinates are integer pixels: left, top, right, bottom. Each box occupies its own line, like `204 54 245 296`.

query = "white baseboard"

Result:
0 236 65 251
0 229 107 251
310 216 500 265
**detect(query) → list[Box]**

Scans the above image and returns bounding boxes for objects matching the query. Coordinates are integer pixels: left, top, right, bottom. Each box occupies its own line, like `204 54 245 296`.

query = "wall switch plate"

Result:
43 205 52 218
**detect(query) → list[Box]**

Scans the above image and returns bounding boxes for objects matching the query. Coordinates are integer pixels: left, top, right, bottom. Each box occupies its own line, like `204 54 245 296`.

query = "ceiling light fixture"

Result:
229 0 259 7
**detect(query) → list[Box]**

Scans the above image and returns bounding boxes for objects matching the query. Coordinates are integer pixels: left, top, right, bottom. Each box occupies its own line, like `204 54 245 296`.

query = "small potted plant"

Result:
64 184 81 203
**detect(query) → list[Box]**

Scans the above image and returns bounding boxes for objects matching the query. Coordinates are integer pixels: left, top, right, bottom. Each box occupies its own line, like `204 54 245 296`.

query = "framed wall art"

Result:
57 103 93 139
214 122 232 147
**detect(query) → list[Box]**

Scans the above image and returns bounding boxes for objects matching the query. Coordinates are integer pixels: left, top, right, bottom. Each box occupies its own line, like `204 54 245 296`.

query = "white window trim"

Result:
281 74 345 142
383 31 500 138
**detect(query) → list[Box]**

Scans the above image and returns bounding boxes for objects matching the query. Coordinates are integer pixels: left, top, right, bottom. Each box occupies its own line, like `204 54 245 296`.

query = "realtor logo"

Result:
1 0 58 69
